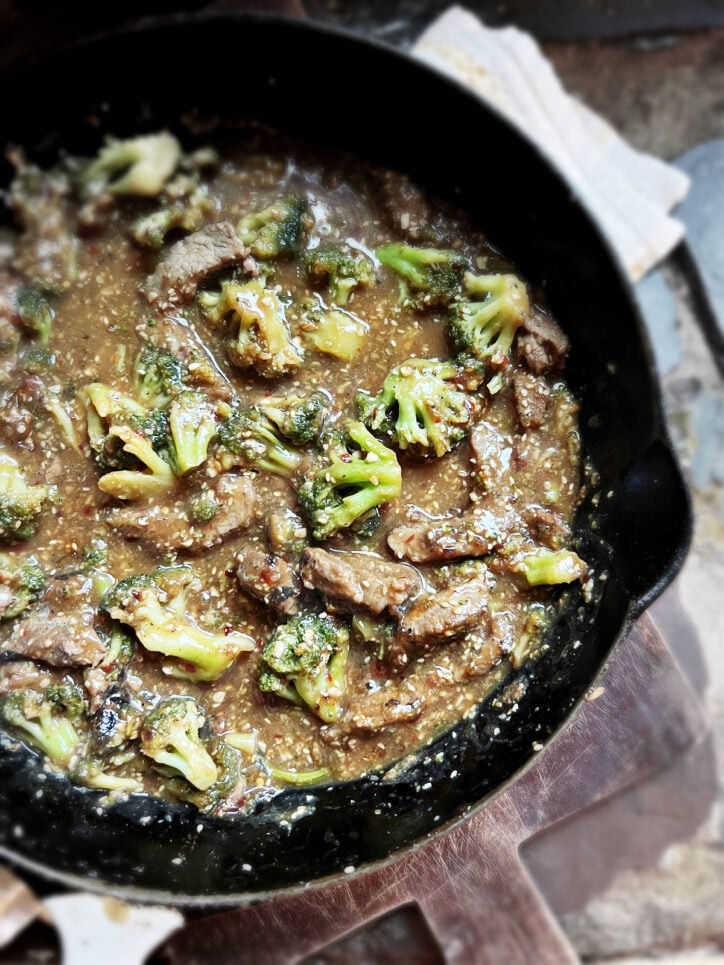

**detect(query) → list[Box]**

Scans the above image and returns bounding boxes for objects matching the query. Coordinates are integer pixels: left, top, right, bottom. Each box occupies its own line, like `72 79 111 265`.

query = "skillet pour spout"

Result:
0 11 691 900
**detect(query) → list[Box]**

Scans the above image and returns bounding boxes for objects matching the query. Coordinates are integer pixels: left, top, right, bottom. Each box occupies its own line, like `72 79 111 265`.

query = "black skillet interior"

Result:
0 13 691 900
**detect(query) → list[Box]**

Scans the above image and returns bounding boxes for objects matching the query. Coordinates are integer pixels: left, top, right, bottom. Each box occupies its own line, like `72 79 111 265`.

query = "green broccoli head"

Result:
133 344 185 408
168 390 218 475
258 392 328 447
140 696 218 791
130 174 215 249
448 272 530 373
296 421 401 541
215 403 302 476
81 132 181 198
259 611 349 723
376 243 467 309
0 682 86 767
16 288 54 346
0 553 45 619
357 357 481 459
100 565 254 682
511 548 588 586
0 453 56 543
304 246 375 306
238 194 311 259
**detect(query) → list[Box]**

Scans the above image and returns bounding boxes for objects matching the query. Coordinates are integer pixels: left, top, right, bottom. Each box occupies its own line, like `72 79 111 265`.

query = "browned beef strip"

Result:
6 608 105 668
299 547 421 617
387 508 515 564
236 546 300 616
469 420 513 494
106 473 256 555
522 505 570 549
372 169 446 243
389 575 490 669
516 309 569 374
0 660 54 696
137 314 233 401
141 221 248 309
513 370 550 429
337 682 424 735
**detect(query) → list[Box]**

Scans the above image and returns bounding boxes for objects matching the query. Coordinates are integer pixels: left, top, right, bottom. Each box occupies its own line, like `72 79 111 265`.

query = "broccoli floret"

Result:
512 548 588 586
215 403 302 476
81 132 181 198
200 279 302 378
168 390 218 475
0 553 45 619
131 174 215 248
449 272 529 373
377 243 467 309
238 194 311 259
0 682 86 768
133 344 185 408
20 346 55 374
0 453 56 543
304 246 374 306
16 288 54 346
357 358 481 459
84 383 176 499
299 297 369 361
187 494 218 524
258 392 328 446
140 696 217 791
296 421 401 540
100 565 253 682
258 611 349 723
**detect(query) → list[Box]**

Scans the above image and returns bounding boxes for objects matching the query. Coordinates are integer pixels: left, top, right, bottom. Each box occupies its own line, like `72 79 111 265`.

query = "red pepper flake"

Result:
84 505 93 516
340 452 351 463
223 625 235 636
225 568 235 579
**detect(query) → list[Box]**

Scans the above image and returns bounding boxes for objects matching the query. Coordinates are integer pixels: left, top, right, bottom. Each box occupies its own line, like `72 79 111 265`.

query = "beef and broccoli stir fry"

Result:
0 129 589 814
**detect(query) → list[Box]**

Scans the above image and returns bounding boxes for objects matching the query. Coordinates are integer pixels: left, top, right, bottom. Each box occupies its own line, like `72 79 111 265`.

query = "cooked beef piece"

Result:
142 221 248 308
337 682 424 735
372 169 444 242
469 420 513 494
6 608 105 668
0 395 34 448
522 505 570 549
516 309 569 374
387 508 515 564
138 314 233 401
0 660 54 696
236 546 300 616
7 152 77 292
299 547 421 617
390 575 490 668
106 474 257 554
513 370 550 429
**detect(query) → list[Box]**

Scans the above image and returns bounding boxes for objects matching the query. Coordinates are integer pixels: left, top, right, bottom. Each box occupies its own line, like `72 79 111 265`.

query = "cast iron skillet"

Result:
0 12 691 902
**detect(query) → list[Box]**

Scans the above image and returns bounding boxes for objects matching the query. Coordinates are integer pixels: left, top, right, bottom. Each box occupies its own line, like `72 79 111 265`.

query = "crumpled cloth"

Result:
413 6 690 281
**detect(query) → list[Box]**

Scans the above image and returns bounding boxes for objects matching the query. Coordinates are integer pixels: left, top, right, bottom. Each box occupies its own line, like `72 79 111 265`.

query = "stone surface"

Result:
675 140 724 341
634 268 682 376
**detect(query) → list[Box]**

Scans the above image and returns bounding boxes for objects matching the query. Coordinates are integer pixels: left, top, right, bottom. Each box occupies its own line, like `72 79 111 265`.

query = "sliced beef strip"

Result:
387 508 516 564
105 473 256 555
469 420 513 495
516 308 569 375
389 575 490 669
299 547 421 617
0 660 54 696
372 169 447 243
513 370 550 429
521 505 571 550
334 682 424 736
141 221 248 309
6 607 105 668
236 546 300 617
137 314 233 401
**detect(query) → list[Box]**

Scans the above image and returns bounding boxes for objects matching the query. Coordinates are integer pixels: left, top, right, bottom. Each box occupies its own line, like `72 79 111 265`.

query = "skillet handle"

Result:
612 435 691 616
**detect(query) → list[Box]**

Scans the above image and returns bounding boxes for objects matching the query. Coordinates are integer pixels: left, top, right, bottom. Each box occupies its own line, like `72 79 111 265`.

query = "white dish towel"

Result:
412 6 690 281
